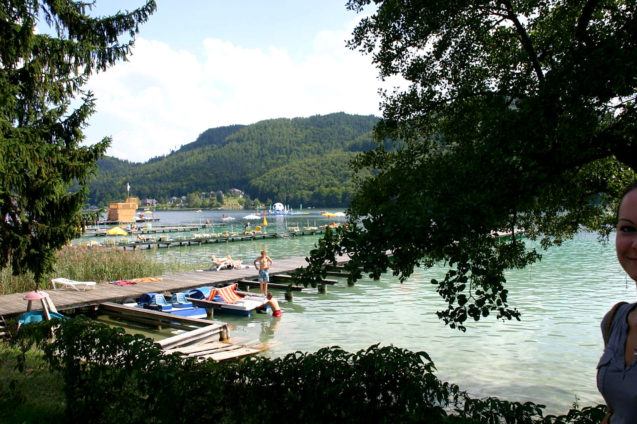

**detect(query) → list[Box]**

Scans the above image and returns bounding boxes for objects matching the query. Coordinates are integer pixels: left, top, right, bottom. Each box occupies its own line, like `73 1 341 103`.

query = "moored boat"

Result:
187 284 268 317
137 292 208 319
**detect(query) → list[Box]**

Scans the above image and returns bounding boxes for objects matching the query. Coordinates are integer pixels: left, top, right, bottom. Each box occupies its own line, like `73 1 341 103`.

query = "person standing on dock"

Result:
254 250 273 295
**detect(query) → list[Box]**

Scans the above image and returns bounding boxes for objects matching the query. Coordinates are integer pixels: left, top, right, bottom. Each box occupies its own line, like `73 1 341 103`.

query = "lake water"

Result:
106 210 636 414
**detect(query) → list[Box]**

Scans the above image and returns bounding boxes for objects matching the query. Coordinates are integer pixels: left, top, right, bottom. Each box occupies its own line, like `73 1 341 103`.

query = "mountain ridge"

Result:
89 112 380 207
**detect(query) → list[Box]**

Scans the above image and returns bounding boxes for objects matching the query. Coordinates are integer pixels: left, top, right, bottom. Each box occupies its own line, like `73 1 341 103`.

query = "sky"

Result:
66 1 391 162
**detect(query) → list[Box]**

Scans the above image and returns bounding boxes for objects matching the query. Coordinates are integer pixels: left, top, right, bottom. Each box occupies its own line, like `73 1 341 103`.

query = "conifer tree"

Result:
0 0 156 288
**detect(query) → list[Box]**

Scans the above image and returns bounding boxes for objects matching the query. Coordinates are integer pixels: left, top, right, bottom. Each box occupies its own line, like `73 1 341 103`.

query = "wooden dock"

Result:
84 224 206 237
77 228 325 250
0 256 343 318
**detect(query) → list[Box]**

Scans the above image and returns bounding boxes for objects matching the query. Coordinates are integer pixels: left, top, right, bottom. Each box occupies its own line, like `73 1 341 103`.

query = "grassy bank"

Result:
0 246 191 295
0 345 64 423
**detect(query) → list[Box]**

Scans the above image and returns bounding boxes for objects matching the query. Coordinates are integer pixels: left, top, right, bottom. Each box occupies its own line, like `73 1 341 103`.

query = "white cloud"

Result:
83 20 388 162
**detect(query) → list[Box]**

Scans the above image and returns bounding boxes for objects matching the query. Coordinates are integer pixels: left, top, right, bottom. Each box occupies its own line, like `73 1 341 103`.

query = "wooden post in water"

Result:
318 284 327 294
285 285 293 301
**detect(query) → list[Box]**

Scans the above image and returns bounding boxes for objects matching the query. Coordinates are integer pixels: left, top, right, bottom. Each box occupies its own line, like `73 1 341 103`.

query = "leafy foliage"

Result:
299 0 637 329
0 0 156 288
19 318 606 423
0 343 65 423
87 113 379 207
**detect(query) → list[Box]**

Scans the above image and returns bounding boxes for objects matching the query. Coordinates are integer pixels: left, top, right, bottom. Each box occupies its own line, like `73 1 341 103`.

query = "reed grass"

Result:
0 246 190 295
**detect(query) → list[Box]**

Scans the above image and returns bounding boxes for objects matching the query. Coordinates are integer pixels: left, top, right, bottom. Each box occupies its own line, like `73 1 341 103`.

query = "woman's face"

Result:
616 188 637 282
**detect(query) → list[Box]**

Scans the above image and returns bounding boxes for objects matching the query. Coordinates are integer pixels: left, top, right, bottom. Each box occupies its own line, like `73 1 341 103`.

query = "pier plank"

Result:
237 279 303 291
205 345 266 362
323 271 352 277
158 323 229 348
270 273 338 285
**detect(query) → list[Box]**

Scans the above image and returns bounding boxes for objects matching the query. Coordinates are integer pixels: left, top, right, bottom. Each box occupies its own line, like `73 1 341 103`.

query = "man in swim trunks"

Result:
254 250 273 295
266 292 282 317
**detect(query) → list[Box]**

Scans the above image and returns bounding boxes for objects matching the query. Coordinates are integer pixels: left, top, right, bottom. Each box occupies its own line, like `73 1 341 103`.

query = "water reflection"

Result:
259 316 281 344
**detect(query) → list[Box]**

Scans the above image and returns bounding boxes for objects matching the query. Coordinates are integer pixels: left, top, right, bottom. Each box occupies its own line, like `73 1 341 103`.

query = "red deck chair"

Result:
215 284 243 304
205 288 217 301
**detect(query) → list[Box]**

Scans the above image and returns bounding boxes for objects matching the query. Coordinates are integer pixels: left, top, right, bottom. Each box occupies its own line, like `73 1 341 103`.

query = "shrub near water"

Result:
25 318 606 424
0 246 175 294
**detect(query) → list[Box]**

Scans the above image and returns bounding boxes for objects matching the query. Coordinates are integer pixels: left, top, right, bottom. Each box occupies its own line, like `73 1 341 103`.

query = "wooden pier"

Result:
0 256 345 318
84 224 206 237
77 228 326 250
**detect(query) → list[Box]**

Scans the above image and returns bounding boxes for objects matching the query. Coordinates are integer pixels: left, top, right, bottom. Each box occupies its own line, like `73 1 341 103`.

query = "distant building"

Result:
142 198 157 206
107 197 139 223
228 188 244 197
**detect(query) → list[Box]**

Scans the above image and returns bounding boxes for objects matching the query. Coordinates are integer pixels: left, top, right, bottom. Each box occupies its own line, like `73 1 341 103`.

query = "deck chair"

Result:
142 293 173 311
52 278 96 291
170 292 193 308
205 288 218 301
214 284 243 304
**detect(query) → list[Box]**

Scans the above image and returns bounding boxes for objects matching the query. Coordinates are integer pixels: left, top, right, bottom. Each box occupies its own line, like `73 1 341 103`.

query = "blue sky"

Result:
69 1 390 162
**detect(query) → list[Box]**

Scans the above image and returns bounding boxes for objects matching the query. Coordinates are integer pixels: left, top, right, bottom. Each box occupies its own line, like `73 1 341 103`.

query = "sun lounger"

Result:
52 278 97 291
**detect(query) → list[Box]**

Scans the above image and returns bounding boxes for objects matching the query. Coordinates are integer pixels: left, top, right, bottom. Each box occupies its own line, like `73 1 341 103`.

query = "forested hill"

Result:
88 113 380 207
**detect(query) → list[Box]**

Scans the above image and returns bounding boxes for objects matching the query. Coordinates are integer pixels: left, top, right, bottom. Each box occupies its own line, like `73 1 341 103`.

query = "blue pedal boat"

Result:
138 292 207 319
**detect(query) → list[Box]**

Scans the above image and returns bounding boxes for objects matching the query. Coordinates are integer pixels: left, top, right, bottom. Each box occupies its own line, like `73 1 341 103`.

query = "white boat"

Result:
268 202 303 215
243 214 261 220
220 215 235 222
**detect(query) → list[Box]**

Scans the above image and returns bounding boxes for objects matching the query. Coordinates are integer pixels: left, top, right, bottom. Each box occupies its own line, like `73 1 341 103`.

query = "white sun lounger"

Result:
51 278 97 291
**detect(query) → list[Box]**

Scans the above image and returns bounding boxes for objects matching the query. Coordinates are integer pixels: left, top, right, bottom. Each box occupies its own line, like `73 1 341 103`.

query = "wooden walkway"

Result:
79 228 325 250
0 256 332 318
84 224 205 237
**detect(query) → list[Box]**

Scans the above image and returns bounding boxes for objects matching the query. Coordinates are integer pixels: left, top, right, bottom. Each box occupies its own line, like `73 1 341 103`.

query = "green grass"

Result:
0 246 191 295
0 345 65 423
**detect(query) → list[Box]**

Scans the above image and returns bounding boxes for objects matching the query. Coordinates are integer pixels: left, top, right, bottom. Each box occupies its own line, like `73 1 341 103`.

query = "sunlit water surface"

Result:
97 210 635 414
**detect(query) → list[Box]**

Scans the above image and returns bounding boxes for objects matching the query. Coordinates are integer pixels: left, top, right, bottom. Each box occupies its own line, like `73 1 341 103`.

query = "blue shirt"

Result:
598 302 637 424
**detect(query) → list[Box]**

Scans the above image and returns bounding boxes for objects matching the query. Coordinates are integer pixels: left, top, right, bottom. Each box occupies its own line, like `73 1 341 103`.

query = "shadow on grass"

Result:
0 346 65 424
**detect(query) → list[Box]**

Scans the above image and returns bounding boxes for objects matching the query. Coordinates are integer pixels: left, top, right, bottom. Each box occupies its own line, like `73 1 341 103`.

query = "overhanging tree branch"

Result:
576 0 602 42
499 0 545 84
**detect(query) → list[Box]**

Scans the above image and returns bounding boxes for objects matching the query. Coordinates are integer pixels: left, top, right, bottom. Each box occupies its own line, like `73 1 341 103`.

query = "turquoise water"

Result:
104 211 635 414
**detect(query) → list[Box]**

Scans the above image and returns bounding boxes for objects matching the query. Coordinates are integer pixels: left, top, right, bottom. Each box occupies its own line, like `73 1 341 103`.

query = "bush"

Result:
30 318 606 424
1 321 65 423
